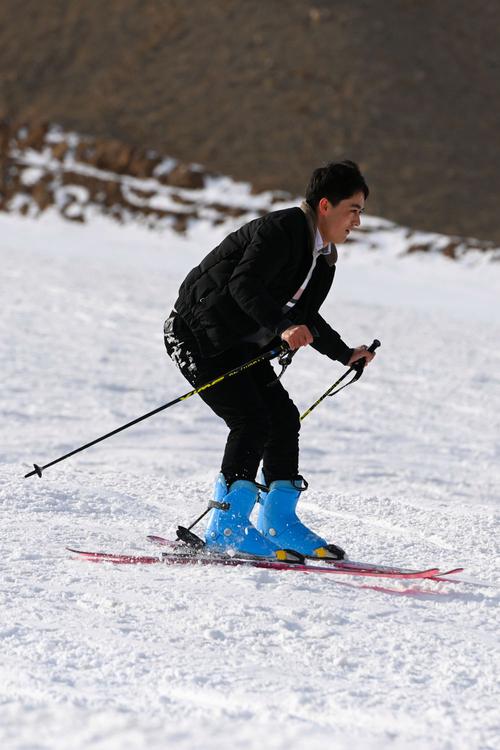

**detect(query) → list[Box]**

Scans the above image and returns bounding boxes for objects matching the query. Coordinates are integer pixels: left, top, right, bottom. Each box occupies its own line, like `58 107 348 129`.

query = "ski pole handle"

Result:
356 338 381 366
351 338 381 379
367 338 381 355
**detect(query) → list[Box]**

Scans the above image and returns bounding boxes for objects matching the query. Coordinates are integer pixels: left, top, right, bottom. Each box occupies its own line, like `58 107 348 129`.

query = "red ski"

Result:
146 534 463 581
66 546 462 581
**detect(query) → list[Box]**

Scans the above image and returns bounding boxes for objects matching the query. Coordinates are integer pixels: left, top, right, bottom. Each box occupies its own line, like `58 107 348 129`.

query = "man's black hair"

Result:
305 160 369 209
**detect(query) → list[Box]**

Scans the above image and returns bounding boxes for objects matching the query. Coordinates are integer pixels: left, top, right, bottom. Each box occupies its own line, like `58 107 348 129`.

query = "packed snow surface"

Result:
1 208 499 750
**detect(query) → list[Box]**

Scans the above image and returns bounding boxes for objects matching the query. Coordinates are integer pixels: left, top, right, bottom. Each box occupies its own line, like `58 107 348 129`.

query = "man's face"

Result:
316 191 365 244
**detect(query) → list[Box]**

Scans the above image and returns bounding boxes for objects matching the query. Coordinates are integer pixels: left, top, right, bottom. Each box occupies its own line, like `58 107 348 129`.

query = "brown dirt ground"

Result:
1 0 499 241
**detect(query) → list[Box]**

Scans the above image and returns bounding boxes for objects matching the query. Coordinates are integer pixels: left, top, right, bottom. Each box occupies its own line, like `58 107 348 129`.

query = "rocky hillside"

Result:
0 1 499 242
1 120 498 262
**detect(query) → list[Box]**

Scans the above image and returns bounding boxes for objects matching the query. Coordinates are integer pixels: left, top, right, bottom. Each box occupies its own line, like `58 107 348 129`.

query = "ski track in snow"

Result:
1 210 499 750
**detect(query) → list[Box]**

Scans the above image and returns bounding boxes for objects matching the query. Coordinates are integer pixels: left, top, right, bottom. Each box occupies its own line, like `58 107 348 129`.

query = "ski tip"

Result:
66 547 99 558
66 547 161 564
435 567 465 577
146 535 167 544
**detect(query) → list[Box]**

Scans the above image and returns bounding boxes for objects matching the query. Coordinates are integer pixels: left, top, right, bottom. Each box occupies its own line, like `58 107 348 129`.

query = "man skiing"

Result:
164 160 375 560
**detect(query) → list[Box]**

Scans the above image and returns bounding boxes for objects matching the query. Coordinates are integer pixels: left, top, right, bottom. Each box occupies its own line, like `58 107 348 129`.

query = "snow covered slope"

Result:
1 206 499 750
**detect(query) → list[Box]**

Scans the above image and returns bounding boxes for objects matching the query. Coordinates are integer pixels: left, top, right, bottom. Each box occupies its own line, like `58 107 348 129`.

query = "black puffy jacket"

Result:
172 205 352 364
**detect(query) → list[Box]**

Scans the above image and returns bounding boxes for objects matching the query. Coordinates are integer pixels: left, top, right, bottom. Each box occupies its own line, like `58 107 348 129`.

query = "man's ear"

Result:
318 197 329 214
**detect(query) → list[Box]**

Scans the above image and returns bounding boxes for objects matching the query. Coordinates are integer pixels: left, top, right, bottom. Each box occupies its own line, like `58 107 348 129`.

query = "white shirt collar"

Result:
314 228 335 257
314 228 324 251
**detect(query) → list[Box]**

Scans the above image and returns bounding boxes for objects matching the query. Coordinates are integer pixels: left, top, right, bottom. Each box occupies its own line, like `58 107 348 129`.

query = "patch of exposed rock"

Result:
0 119 498 262
0 119 266 232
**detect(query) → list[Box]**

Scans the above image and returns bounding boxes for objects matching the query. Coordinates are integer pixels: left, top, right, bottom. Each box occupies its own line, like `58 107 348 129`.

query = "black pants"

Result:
164 313 300 485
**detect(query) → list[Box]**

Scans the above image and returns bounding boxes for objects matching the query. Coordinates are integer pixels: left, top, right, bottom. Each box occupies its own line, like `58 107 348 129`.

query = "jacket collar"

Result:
299 201 338 266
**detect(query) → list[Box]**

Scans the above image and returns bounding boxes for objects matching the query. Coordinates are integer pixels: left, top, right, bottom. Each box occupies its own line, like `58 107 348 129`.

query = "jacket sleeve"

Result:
227 218 295 335
309 312 353 365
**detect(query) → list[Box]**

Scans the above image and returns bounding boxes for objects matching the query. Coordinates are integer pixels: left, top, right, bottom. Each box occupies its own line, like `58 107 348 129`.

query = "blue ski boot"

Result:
204 474 283 558
256 478 345 559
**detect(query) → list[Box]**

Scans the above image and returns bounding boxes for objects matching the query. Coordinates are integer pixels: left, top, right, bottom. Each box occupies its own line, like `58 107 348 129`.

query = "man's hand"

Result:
281 324 314 350
348 345 376 367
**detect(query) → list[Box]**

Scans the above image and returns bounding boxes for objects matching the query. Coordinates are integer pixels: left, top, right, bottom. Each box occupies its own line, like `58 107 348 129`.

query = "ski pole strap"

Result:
267 347 297 385
24 342 289 479
300 339 380 421
267 324 318 387
325 338 381 398
299 369 352 420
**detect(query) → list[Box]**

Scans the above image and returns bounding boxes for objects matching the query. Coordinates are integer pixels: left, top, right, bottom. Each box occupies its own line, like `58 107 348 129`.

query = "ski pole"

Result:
24 342 290 479
300 339 381 421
